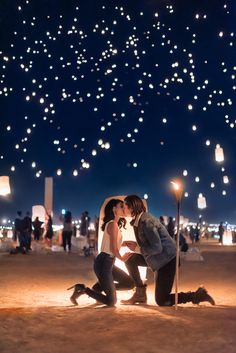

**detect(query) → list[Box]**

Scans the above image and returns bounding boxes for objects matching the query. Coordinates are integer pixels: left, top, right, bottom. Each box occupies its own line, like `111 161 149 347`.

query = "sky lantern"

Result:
197 193 207 209
215 144 224 162
0 176 11 196
32 205 46 222
223 175 229 184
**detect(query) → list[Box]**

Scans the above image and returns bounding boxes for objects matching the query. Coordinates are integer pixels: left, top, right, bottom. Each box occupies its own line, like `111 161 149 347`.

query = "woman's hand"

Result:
121 252 133 262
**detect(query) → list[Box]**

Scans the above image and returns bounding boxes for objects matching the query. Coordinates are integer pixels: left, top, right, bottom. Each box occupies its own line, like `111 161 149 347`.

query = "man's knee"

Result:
125 255 136 267
156 298 172 306
107 296 117 307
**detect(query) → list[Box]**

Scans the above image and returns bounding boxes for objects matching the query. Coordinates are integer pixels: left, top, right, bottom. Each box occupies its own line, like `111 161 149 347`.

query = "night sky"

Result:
1 0 236 223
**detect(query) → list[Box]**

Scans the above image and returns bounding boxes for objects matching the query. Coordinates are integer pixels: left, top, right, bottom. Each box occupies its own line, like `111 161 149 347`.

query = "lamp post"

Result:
170 180 183 311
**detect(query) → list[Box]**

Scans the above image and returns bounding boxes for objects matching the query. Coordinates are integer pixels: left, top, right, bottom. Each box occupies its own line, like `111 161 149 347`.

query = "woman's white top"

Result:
100 220 122 257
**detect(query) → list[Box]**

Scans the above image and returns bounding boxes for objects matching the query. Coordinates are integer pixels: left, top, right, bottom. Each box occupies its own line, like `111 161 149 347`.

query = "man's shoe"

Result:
193 286 215 305
121 285 147 305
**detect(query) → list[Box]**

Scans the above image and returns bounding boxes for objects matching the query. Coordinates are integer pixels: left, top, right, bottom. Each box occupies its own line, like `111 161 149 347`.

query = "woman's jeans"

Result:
92 265 134 293
85 252 117 306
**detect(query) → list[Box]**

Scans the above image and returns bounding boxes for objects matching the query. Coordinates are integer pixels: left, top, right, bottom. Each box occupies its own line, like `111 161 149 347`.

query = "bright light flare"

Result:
171 181 180 191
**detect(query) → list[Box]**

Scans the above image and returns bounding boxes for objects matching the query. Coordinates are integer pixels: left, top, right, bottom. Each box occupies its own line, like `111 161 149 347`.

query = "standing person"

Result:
218 222 224 244
68 199 130 307
159 216 166 227
80 211 90 237
13 211 23 243
44 214 53 247
122 195 215 306
62 211 73 253
32 217 43 241
189 225 195 244
167 216 175 238
80 211 91 255
23 211 32 250
195 225 200 242
12 211 28 254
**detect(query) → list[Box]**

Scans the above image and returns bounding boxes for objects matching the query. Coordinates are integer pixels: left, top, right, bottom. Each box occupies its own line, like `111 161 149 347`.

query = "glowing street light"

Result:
170 179 183 311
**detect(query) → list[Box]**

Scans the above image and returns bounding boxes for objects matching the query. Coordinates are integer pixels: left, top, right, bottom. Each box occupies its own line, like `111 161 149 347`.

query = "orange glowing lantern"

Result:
215 144 224 163
0 176 11 196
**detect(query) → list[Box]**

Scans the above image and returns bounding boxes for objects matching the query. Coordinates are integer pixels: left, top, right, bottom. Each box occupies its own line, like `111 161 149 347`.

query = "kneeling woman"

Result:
68 199 130 307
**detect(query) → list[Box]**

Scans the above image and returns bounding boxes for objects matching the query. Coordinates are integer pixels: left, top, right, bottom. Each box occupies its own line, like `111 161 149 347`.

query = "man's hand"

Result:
122 241 137 251
121 252 134 262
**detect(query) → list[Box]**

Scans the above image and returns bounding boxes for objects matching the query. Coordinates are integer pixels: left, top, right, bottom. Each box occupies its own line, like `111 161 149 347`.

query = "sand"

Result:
0 239 236 353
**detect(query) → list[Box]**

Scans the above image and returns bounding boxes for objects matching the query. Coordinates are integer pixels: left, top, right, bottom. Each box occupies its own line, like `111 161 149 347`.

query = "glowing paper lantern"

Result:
223 229 232 245
32 205 46 222
0 176 11 196
197 193 207 209
215 144 224 162
223 175 229 184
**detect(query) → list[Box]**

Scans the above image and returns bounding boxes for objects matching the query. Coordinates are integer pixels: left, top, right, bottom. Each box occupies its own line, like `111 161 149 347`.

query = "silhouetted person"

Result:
159 216 166 227
44 214 53 247
80 211 90 237
23 211 32 250
13 211 23 243
62 211 73 253
167 217 175 238
32 217 43 241
218 222 224 244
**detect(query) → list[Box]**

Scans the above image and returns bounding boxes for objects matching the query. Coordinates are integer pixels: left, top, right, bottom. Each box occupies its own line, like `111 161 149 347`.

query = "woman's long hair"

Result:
101 199 126 231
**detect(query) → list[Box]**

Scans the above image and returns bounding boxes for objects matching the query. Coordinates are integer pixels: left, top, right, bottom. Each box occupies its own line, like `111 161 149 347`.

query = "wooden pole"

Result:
175 200 180 311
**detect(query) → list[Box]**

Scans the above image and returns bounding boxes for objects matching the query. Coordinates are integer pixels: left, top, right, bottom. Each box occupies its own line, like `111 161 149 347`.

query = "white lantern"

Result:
197 193 207 209
0 176 11 196
32 205 46 222
215 144 224 162
223 175 229 184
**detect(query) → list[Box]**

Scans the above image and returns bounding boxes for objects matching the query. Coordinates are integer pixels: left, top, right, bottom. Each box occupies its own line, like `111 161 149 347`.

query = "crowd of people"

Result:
9 209 95 254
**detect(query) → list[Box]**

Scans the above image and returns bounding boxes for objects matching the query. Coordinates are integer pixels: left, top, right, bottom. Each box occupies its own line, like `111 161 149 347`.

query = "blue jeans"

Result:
92 265 134 292
85 252 117 306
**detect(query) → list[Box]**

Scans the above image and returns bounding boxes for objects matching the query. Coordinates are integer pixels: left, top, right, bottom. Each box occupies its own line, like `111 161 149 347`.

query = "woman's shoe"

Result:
67 283 86 305
67 283 85 291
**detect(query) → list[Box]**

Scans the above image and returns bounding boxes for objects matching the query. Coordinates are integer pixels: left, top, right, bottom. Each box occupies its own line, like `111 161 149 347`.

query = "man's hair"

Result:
124 195 146 217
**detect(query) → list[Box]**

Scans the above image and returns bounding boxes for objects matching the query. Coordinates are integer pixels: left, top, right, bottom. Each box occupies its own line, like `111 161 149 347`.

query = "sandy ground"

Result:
0 240 236 353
